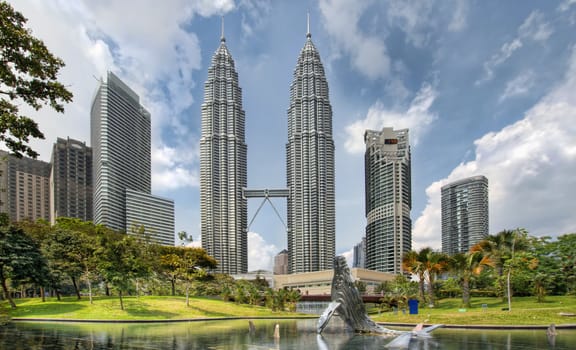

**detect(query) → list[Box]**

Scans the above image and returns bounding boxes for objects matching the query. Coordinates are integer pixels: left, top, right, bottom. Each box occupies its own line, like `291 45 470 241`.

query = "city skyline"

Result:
6 1 576 271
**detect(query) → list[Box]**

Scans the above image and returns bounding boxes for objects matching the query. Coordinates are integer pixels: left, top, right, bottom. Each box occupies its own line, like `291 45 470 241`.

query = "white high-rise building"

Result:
200 32 248 274
286 28 335 273
364 128 411 273
91 72 174 244
441 175 489 255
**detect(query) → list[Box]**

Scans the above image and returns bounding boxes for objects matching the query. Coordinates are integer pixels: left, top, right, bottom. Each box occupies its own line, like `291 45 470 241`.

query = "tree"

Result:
402 248 430 302
424 251 450 306
96 233 151 310
476 229 530 310
402 247 448 305
0 225 49 308
450 251 494 308
0 2 73 158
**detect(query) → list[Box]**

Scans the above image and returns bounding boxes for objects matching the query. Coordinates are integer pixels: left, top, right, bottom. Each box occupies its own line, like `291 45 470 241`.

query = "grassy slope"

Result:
371 296 576 326
6 296 303 320
3 295 576 325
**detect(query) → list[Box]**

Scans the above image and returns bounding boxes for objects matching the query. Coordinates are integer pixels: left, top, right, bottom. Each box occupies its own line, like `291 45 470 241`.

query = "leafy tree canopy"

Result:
0 1 73 158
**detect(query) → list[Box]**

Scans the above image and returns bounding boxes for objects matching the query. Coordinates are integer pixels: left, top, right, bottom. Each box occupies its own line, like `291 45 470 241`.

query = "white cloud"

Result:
248 231 278 271
319 0 391 79
339 248 354 267
238 0 271 39
476 39 523 85
413 46 576 249
152 144 199 191
386 0 434 47
558 0 576 12
477 10 552 85
9 0 233 190
499 71 535 102
343 83 437 154
518 11 553 42
448 0 469 32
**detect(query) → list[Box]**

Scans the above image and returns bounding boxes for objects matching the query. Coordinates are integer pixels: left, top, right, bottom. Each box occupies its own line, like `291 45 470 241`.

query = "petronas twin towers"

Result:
200 25 335 274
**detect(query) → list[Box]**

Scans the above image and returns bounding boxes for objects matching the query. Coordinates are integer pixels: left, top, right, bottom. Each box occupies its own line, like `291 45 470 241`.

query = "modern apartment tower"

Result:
200 32 248 274
286 28 335 273
50 137 92 224
91 71 151 232
441 175 489 255
364 128 411 274
0 151 50 222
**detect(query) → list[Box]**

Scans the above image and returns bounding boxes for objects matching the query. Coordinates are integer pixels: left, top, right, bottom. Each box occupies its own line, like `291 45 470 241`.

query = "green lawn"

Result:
3 295 576 326
371 296 576 326
4 295 306 320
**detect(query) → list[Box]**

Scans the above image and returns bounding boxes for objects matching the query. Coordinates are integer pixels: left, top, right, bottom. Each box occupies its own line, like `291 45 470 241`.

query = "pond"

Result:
1 318 574 349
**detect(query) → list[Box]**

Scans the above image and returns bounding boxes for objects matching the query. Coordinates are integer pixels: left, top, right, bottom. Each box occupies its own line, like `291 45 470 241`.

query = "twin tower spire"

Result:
200 16 335 275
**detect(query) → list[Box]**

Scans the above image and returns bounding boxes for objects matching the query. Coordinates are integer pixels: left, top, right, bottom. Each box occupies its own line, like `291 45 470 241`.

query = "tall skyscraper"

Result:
91 72 174 245
364 128 411 273
286 28 335 273
441 175 489 255
50 137 92 224
200 31 248 274
0 151 50 222
353 237 366 268
91 71 151 232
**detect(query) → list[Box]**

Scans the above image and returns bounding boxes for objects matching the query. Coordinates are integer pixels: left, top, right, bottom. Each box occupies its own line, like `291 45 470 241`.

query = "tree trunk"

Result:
71 276 81 300
462 276 471 308
119 289 124 310
171 278 175 296
105 283 110 296
41 286 45 302
0 269 16 309
86 277 93 305
55 287 61 301
186 282 190 307
506 268 512 311
418 272 426 302
428 274 435 307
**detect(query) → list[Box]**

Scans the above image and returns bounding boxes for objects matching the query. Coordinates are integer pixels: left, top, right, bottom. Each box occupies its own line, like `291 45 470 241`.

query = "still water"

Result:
1 318 574 349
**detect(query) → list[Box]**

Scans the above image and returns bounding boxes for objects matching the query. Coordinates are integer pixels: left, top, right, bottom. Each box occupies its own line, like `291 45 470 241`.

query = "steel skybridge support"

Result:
242 188 289 232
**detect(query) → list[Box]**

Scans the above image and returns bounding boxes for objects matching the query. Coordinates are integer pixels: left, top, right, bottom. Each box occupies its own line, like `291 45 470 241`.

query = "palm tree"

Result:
424 251 450 307
402 248 431 302
475 229 529 310
450 251 494 308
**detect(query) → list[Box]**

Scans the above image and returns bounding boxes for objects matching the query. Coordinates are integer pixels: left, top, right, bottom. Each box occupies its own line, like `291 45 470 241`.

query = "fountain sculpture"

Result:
317 256 443 347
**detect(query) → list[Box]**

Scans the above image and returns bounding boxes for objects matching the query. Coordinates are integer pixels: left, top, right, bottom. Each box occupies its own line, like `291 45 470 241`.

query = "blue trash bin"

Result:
408 299 419 315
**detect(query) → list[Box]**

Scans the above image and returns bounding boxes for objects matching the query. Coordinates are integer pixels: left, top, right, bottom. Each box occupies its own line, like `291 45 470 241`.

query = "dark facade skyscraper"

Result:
441 175 489 255
364 128 411 273
286 29 335 273
91 72 151 232
200 33 248 274
50 137 92 223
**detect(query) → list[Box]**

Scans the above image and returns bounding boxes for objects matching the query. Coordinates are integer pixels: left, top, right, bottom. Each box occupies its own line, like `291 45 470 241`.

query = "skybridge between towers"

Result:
243 188 290 232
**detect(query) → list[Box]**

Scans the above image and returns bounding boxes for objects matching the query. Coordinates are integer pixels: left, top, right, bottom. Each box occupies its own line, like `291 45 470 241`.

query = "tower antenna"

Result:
307 11 311 38
221 16 225 42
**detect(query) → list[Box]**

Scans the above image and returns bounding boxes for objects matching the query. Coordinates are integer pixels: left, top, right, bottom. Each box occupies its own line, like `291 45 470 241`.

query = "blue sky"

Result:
8 0 576 271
